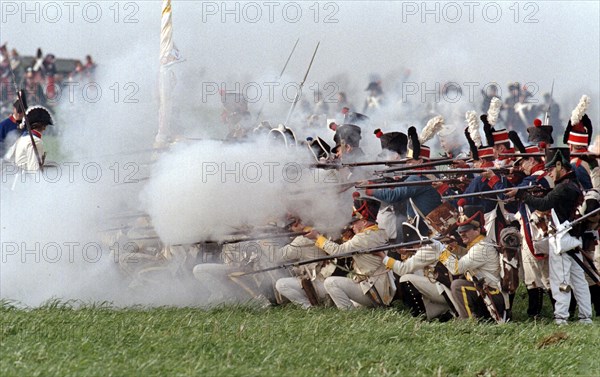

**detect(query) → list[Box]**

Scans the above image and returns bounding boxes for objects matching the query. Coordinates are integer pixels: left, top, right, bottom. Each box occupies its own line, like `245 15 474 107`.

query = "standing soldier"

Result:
4 106 53 172
0 91 26 155
516 147 593 324
506 132 554 318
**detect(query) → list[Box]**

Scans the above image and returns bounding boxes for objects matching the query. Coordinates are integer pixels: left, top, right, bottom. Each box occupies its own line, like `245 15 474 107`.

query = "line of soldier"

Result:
188 92 598 324
5 86 598 324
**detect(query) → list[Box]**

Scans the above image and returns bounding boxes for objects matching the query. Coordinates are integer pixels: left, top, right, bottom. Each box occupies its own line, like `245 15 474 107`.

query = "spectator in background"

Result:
43 54 57 99
20 68 46 108
84 55 96 78
481 84 501 113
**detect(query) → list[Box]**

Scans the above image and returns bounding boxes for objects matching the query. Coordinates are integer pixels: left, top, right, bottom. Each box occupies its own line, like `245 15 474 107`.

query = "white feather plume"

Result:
465 111 482 147
419 115 444 144
570 95 590 125
487 97 501 126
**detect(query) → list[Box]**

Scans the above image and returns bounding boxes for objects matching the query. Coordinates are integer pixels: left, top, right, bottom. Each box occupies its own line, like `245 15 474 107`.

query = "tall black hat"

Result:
527 118 554 146
544 147 570 169
307 137 331 160
352 192 380 223
374 129 408 156
456 201 484 232
25 106 54 128
342 109 370 127
13 89 27 114
268 124 297 147
332 124 362 153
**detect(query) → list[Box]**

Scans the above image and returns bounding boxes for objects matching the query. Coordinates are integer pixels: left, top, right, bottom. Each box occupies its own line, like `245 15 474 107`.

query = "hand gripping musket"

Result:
471 275 506 323
284 42 320 126
7 65 44 170
442 186 541 200
254 38 299 122
356 178 460 190
229 239 435 277
542 206 600 285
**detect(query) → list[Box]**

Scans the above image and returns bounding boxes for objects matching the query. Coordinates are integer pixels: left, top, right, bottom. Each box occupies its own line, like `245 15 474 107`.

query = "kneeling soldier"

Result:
441 205 507 321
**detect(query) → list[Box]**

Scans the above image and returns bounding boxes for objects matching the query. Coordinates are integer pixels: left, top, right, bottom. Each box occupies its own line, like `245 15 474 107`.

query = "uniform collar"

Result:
358 224 379 234
466 234 485 250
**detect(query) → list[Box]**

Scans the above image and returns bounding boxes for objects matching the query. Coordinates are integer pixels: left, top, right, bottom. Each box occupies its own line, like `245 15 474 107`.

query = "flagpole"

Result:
156 0 175 147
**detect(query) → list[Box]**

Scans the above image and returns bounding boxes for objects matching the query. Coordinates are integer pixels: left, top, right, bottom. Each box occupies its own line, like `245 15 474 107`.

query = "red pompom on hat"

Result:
352 191 361 199
534 118 542 127
374 128 383 138
457 198 467 207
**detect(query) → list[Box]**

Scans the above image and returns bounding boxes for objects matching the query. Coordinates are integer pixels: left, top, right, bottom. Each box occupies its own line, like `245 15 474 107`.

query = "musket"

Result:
378 158 460 174
229 239 435 277
545 206 600 237
566 250 600 286
284 42 320 126
312 156 460 169
6 64 44 170
544 79 555 125
500 153 600 159
442 185 540 200
169 231 310 247
471 275 506 323
378 168 510 177
254 38 299 122
356 178 460 190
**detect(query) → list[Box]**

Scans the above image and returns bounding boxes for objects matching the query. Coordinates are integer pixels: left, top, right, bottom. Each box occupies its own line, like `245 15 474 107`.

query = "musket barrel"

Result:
356 178 458 189
230 239 436 277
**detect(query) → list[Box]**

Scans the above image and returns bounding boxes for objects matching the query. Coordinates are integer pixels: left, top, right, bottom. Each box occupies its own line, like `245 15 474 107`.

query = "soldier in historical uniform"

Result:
305 194 396 309
0 91 26 155
4 106 53 172
440 205 508 321
563 95 595 190
517 147 593 324
274 217 335 308
372 128 408 242
578 189 600 316
366 120 444 234
220 91 253 142
377 222 460 320
506 132 554 318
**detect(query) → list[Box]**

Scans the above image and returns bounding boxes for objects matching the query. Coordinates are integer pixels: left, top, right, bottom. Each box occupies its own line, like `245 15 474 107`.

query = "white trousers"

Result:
275 277 327 308
323 276 375 309
522 248 550 290
401 274 455 319
549 250 592 322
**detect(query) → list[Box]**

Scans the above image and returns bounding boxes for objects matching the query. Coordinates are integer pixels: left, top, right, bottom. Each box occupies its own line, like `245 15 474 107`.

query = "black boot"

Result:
399 281 426 317
569 292 577 321
589 285 600 317
548 290 556 311
527 287 544 318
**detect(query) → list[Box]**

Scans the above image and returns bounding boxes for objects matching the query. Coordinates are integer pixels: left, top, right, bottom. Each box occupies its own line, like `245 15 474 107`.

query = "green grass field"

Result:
1 298 599 377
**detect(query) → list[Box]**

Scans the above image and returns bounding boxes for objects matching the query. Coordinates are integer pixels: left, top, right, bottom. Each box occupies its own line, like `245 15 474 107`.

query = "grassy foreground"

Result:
1 301 599 377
